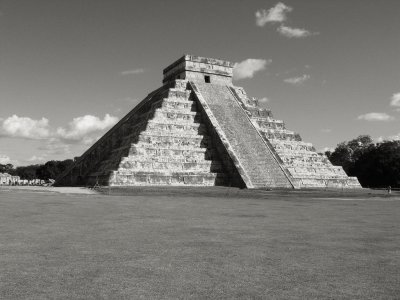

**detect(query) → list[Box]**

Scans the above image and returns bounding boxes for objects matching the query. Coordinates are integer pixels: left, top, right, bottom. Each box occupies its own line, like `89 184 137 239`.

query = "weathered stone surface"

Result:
230 86 361 188
189 82 293 189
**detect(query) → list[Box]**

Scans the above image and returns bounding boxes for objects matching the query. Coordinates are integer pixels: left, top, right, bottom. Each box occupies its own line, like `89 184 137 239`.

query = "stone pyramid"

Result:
55 55 361 189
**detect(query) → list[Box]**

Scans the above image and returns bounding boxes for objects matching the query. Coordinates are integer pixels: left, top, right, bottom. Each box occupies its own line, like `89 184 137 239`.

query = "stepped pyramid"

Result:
55 55 361 189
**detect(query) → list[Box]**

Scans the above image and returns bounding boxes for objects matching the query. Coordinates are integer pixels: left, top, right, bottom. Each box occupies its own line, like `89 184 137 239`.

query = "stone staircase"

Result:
190 82 294 189
230 86 361 188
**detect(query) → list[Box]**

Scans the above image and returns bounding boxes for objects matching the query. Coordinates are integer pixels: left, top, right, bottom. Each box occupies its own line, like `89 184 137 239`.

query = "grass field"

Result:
0 187 399 299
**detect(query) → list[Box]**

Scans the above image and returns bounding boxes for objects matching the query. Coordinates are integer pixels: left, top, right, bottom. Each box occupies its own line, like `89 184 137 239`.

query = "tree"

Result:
328 135 373 174
327 135 400 188
1 159 73 181
353 141 400 188
0 164 15 175
36 159 74 180
15 165 40 180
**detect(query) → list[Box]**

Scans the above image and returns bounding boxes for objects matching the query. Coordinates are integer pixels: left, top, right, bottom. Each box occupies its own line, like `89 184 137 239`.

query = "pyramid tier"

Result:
107 171 227 186
151 97 197 111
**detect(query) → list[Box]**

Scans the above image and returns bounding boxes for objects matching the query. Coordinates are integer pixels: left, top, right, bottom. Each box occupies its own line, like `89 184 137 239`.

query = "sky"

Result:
0 0 399 166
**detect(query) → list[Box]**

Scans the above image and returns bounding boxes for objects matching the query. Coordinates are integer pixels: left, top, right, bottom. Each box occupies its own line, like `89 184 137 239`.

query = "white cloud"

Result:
377 135 400 142
277 25 317 38
121 68 144 75
255 2 292 26
1 113 118 146
56 114 119 142
388 135 400 141
258 97 269 103
0 154 11 164
1 115 50 139
390 93 400 107
28 155 46 162
357 112 394 122
321 147 334 153
284 74 310 85
233 59 271 80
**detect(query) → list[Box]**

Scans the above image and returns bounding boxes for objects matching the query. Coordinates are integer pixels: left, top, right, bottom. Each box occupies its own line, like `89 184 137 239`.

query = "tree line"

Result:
1 135 399 188
0 159 73 181
325 135 400 188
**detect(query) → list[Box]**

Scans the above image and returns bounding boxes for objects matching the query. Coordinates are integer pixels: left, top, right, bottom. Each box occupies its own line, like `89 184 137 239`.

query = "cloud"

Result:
233 59 271 80
28 155 46 162
388 135 400 141
255 3 319 39
277 25 317 38
56 114 119 142
0 154 11 164
284 74 310 85
390 93 400 107
357 112 394 122
255 2 292 26
1 115 50 139
121 68 144 75
321 147 334 153
258 97 269 103
1 113 118 146
376 134 400 142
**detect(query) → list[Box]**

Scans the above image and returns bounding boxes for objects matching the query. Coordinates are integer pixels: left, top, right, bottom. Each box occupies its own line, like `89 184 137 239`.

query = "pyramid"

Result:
55 55 361 189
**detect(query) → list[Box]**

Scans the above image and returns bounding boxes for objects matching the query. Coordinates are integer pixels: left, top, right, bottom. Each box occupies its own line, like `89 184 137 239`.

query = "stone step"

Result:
261 131 302 142
145 121 207 135
138 133 209 148
287 167 348 177
117 160 223 173
152 109 201 123
172 79 189 91
108 171 227 186
277 152 325 159
271 143 315 152
95 157 222 178
159 88 191 101
251 119 285 130
129 145 217 159
129 144 206 154
259 128 295 135
119 122 208 148
151 98 196 112
120 153 213 163
97 145 218 172
246 108 273 118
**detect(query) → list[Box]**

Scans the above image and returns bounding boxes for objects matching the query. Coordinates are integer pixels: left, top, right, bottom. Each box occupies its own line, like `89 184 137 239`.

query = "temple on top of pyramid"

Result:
55 55 361 189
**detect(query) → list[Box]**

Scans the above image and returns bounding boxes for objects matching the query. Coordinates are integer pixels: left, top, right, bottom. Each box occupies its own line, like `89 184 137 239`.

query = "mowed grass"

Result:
0 188 399 299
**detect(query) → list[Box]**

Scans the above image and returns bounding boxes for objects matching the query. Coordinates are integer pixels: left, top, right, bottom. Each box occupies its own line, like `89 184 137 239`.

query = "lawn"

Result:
0 187 399 299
